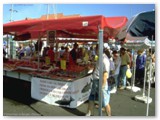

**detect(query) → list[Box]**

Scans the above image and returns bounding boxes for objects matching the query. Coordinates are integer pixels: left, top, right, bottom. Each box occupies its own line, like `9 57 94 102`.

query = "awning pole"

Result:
98 29 103 116
38 33 41 71
131 50 137 88
7 34 9 58
146 35 154 116
146 53 152 116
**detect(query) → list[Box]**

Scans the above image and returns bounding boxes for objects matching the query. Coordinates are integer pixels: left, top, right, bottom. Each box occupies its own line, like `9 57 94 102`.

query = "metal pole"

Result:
47 4 49 20
7 34 9 58
38 33 41 71
10 4 13 22
53 4 57 19
98 29 103 116
142 59 147 97
146 35 154 116
146 55 152 116
131 50 137 89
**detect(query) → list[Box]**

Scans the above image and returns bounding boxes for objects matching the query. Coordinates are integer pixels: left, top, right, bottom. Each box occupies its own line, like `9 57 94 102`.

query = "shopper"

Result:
86 47 111 116
110 50 121 93
118 47 131 89
135 49 146 85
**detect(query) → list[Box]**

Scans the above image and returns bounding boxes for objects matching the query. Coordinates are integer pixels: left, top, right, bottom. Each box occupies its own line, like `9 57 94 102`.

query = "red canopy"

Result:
3 19 43 34
3 15 128 40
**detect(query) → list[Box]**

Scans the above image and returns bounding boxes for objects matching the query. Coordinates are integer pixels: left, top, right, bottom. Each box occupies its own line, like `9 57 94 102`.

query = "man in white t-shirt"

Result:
86 48 111 116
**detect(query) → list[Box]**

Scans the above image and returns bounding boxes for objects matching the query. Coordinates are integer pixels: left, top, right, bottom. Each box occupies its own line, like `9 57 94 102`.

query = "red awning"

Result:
3 15 128 41
3 19 43 34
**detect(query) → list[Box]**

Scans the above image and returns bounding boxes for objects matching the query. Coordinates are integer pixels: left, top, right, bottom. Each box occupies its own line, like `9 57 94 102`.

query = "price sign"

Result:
47 31 56 44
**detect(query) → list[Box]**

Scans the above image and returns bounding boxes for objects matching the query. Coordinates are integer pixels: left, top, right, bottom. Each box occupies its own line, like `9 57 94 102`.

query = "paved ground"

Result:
3 76 155 116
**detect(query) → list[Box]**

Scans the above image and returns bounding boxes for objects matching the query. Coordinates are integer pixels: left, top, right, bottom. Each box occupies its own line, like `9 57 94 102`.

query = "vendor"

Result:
17 43 25 59
35 39 43 53
47 44 54 63
70 43 78 64
61 47 69 62
42 47 49 58
25 43 35 56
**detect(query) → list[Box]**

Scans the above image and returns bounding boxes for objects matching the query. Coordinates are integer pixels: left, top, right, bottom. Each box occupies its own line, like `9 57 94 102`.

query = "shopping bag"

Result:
126 69 132 78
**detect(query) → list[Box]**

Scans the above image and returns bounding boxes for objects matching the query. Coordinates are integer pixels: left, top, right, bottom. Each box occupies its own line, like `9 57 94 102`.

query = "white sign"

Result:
82 21 89 26
31 75 92 108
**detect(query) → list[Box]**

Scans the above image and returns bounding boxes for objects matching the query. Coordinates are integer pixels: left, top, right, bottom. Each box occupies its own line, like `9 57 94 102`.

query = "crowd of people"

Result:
14 41 98 67
85 45 155 116
4 40 155 116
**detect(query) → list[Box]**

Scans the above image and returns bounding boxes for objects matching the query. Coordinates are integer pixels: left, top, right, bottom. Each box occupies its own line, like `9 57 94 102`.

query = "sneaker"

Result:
85 112 91 116
95 105 105 111
110 87 117 94
119 86 126 90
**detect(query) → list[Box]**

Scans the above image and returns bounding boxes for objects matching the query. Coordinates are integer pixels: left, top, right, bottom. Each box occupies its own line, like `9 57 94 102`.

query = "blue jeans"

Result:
89 80 111 107
118 65 127 87
113 75 118 88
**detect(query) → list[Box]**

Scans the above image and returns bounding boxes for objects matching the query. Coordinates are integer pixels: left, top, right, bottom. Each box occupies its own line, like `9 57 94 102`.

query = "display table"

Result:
3 69 32 82
3 68 92 108
31 75 92 108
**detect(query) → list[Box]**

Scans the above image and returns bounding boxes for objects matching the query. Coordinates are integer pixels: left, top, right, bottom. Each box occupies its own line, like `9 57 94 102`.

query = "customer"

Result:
135 49 146 85
118 47 131 89
110 50 121 93
86 47 111 116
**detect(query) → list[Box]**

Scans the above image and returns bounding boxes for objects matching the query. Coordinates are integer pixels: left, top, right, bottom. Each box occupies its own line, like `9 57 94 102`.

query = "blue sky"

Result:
3 4 155 23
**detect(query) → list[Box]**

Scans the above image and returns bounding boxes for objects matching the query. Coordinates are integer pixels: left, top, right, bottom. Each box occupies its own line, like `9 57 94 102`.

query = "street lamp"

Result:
9 4 18 22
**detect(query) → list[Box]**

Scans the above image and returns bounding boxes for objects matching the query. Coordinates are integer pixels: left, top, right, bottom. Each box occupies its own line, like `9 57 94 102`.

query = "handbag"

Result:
108 76 115 86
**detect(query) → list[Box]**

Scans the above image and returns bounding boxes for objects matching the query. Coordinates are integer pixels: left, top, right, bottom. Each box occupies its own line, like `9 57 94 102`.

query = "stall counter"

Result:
31 75 92 108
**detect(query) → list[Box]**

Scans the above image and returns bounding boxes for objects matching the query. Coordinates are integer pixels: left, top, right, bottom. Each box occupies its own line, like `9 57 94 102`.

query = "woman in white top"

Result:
111 50 121 92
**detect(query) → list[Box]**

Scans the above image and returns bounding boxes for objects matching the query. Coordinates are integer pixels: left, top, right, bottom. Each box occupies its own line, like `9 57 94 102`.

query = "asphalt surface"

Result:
3 76 155 116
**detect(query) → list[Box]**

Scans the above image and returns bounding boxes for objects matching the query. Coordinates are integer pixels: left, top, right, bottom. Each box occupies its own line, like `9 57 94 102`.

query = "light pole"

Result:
53 4 57 19
47 4 49 20
9 4 18 22
8 4 18 59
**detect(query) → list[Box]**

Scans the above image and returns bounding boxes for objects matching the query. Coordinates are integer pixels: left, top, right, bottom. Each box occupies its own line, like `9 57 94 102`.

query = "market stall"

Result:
3 58 94 108
3 15 128 109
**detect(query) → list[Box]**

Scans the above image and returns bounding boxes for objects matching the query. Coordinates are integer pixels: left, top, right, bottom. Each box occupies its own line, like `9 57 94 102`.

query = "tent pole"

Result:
131 50 137 88
38 33 41 71
142 53 147 97
142 58 147 97
7 34 9 58
146 35 154 116
98 29 103 116
146 53 152 116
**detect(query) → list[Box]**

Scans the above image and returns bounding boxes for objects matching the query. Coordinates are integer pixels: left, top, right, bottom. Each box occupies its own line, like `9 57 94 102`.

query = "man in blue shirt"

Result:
135 49 146 85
